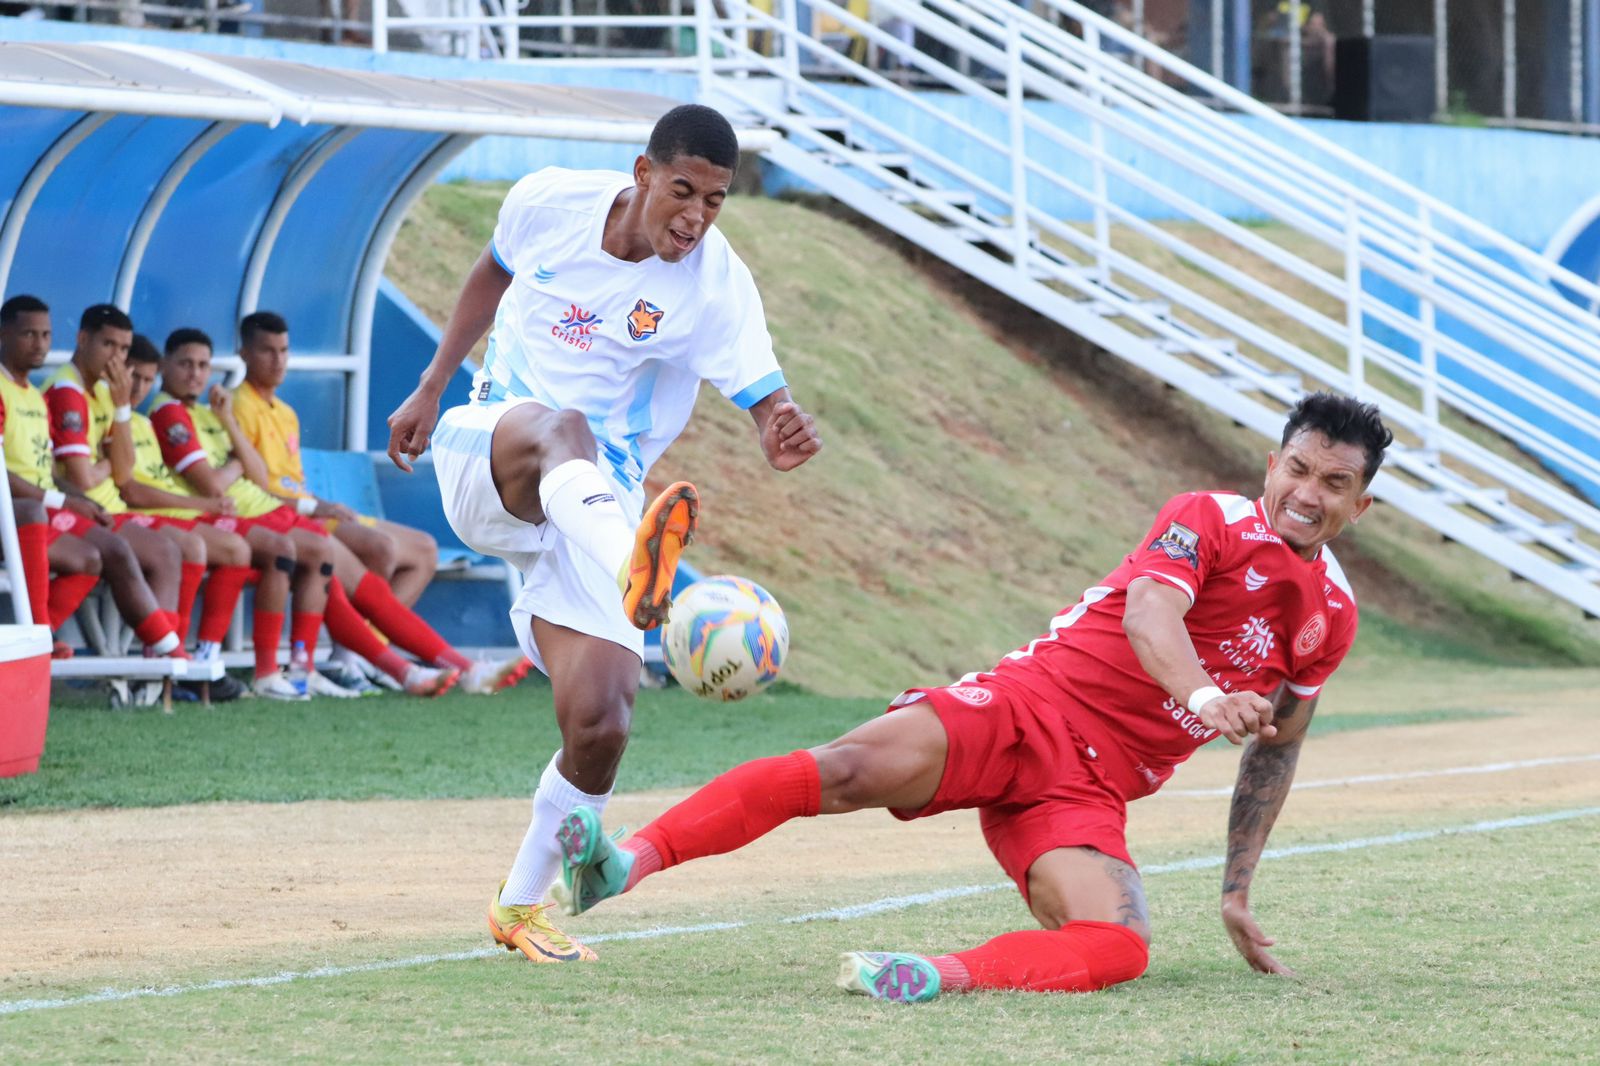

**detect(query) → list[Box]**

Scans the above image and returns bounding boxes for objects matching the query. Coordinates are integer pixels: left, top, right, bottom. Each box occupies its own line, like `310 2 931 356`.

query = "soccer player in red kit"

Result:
556 392 1392 1001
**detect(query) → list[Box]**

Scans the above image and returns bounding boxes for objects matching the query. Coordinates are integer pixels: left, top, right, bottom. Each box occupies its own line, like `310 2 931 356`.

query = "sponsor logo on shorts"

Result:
946 685 993 706
1244 565 1269 591
477 381 492 402
552 305 603 351
1149 521 1200 568
626 299 664 342
1295 612 1327 656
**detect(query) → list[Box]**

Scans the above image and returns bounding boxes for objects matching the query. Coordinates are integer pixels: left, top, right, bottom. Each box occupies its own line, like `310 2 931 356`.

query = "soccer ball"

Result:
661 576 788 701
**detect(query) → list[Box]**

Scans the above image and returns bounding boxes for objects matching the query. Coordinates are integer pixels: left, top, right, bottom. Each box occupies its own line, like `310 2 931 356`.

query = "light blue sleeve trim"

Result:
490 241 513 276
729 370 787 410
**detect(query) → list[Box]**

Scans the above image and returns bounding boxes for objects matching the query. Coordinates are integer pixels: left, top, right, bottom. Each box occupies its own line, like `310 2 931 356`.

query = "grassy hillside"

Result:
389 184 1600 695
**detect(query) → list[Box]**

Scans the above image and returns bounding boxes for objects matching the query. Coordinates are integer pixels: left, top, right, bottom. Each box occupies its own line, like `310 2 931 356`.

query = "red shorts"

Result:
44 506 97 544
887 681 1133 902
204 505 327 538
111 513 198 532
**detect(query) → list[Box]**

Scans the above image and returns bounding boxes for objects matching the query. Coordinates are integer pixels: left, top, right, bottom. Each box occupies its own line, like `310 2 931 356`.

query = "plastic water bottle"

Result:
287 640 310 697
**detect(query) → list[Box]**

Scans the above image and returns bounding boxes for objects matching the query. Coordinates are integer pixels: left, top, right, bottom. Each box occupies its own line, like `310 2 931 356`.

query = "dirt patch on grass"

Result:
4 689 1598 998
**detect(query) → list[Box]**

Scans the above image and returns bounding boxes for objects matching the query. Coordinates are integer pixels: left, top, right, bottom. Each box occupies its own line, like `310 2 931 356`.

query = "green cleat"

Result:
836 952 942 1004
556 807 634 916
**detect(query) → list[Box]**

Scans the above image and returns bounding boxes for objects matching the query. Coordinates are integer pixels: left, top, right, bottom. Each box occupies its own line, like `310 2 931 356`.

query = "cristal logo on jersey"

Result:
1295 612 1327 655
1149 520 1200 568
627 299 664 342
552 305 602 351
1213 614 1276 677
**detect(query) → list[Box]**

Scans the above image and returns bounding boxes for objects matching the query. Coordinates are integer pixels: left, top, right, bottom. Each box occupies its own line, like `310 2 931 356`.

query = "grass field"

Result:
4 661 1599 1063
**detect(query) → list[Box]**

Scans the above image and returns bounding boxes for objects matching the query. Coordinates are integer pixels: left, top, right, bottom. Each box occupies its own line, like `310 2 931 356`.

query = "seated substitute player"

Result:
230 309 441 690
558 393 1392 1002
385 103 822 964
155 328 522 698
0 297 181 659
44 305 191 657
114 335 264 699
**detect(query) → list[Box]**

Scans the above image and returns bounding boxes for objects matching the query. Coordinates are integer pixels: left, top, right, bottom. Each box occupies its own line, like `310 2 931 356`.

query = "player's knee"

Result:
360 534 396 577
98 534 138 577
1071 921 1150 986
219 536 250 568
559 700 633 768
177 531 205 565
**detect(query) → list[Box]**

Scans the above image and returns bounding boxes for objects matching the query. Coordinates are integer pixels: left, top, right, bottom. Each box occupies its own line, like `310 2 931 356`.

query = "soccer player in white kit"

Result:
386 104 822 962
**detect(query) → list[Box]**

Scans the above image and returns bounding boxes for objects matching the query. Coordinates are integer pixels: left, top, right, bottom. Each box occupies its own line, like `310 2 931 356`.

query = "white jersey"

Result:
471 167 786 490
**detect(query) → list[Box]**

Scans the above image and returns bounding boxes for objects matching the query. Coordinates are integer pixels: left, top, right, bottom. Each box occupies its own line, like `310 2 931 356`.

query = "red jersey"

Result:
972 492 1357 800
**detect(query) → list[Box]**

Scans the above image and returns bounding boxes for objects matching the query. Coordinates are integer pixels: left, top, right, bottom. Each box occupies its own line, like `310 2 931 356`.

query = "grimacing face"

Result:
1261 429 1374 560
633 153 732 263
162 342 214 403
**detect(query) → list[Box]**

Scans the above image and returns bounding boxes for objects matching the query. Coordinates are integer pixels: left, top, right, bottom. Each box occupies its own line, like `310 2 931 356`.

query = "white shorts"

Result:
432 400 644 674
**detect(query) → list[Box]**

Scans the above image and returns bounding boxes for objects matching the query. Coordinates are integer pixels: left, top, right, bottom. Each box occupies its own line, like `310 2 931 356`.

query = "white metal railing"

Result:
359 0 1600 607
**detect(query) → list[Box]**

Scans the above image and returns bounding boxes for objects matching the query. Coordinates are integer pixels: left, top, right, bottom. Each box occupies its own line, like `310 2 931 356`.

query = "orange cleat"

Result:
488 881 597 963
619 481 698 631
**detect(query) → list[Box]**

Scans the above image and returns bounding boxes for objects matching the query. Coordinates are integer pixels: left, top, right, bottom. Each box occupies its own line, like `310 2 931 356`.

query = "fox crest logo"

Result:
627 299 664 341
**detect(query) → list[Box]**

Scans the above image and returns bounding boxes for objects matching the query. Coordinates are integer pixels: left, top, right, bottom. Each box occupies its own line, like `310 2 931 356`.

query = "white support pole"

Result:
0 452 32 627
1084 22 1111 283
696 0 713 97
1211 0 1224 78
1344 195 1365 392
781 0 800 107
502 0 519 61
1504 0 1517 119
1288 0 1303 109
1362 0 1374 36
1418 204 1439 454
1573 0 1585 122
1132 0 1144 38
1007 15 1029 276
1435 0 1448 116
373 0 389 54
561 0 575 52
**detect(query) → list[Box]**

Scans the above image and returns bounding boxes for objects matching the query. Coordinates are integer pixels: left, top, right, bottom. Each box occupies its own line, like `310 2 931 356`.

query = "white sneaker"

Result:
458 656 533 696
358 656 404 692
402 664 460 697
305 669 361 699
253 671 311 702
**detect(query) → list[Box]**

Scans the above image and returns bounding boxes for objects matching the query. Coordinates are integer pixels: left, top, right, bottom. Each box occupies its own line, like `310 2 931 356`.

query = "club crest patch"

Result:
627 299 664 341
946 685 993 706
165 422 191 446
58 409 84 434
1149 521 1201 568
1295 612 1328 656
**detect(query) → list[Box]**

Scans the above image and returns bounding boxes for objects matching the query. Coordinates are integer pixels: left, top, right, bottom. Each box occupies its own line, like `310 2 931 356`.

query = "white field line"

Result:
2 804 1597 1017
1163 752 1600 798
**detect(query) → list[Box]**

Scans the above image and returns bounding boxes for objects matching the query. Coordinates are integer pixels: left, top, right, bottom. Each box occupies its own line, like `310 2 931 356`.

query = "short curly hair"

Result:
1281 392 1393 485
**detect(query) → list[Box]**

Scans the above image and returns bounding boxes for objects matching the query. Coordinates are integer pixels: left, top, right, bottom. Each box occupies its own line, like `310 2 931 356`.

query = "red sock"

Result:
174 561 205 649
47 573 98 631
351 571 468 670
622 750 821 891
197 565 253 645
290 611 323 659
133 610 179 655
930 921 1149 994
325 581 413 682
17 522 49 628
254 610 284 678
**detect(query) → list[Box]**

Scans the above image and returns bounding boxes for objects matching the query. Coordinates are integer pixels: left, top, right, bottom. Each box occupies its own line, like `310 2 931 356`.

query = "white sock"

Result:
538 459 635 578
501 750 612 906
195 640 220 661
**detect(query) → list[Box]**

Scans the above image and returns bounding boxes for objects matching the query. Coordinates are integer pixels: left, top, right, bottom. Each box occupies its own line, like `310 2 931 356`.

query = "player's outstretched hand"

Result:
1197 691 1277 745
1221 898 1294 975
387 387 440 473
760 400 821 472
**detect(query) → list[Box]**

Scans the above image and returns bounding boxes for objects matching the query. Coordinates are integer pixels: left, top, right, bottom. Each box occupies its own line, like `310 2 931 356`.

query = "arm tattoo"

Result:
1222 735 1305 897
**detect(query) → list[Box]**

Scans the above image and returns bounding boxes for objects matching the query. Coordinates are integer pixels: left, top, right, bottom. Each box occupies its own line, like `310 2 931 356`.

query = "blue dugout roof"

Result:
0 41 713 448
